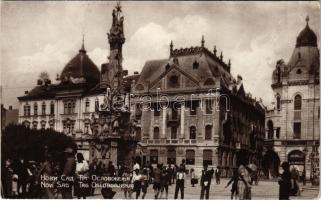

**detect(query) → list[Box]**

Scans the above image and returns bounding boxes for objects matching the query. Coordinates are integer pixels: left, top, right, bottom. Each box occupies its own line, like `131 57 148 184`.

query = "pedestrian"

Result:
290 167 299 196
172 165 178 184
121 167 131 199
215 167 221 185
131 168 142 199
61 147 76 199
200 163 213 200
153 164 162 199
278 162 292 200
74 153 90 199
2 159 14 198
14 157 29 198
225 168 239 200
89 158 98 196
160 166 170 199
101 161 117 199
237 165 251 200
37 153 56 198
174 165 185 199
190 168 197 187
141 168 149 199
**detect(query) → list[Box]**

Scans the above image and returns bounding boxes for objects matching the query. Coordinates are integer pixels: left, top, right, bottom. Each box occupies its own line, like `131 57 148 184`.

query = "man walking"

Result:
215 167 221 185
200 163 213 200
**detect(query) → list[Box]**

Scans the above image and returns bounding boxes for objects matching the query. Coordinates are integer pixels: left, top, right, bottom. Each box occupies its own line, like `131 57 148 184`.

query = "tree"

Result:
1 124 76 162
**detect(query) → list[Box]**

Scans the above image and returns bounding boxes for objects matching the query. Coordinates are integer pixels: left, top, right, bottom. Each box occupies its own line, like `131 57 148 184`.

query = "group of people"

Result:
1 150 303 200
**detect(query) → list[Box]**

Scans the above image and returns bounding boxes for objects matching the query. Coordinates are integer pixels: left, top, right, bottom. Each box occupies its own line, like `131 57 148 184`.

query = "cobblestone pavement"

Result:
87 178 320 199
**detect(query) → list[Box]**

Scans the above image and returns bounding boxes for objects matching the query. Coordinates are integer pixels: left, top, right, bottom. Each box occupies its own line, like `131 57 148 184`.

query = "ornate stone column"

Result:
180 105 185 138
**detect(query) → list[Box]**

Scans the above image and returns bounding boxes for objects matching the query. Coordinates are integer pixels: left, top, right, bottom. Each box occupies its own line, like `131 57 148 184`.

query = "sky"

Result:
1 1 320 108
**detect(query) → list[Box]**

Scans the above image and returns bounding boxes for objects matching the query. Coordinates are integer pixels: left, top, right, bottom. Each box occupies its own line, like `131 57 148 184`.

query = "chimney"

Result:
9 105 12 110
25 90 29 95
134 71 139 75
37 79 43 86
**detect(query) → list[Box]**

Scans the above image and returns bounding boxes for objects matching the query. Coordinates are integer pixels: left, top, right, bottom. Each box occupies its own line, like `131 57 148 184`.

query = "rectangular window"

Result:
153 104 160 116
50 103 54 115
150 150 158 164
186 150 195 165
203 150 213 166
190 101 198 115
171 126 177 139
42 104 46 115
293 123 301 139
205 99 213 114
85 101 90 112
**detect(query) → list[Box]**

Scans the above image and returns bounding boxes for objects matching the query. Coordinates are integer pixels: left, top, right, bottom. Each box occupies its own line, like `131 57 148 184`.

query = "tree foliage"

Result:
1 124 76 162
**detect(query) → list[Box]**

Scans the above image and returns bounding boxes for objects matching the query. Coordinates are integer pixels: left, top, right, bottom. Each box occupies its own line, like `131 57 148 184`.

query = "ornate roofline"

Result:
170 46 230 72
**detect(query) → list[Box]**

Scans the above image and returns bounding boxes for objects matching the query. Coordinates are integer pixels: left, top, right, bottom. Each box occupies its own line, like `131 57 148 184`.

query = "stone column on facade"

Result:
150 109 155 138
162 107 167 138
180 105 185 138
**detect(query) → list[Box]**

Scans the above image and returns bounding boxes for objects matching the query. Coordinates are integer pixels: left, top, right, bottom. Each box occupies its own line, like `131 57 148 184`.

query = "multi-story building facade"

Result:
264 17 319 183
131 39 265 176
17 3 139 162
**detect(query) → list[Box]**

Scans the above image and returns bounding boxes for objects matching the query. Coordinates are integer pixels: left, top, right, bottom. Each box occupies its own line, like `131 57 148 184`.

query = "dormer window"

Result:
169 75 179 88
296 69 302 74
193 61 199 69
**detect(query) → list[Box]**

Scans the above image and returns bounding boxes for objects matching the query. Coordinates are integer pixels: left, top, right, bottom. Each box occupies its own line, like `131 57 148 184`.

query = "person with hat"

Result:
61 147 76 199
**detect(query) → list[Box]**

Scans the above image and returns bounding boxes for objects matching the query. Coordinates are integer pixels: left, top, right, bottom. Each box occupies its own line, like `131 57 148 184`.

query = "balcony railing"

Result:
145 139 197 145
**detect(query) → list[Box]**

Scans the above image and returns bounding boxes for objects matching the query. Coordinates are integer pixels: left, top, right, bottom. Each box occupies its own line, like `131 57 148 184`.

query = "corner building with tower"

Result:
264 17 320 184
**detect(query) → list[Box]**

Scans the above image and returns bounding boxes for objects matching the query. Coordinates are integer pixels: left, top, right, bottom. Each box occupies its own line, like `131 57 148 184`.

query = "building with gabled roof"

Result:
130 37 265 175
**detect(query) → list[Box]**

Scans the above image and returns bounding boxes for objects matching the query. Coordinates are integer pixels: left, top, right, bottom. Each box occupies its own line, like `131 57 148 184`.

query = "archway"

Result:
262 150 280 179
288 150 305 177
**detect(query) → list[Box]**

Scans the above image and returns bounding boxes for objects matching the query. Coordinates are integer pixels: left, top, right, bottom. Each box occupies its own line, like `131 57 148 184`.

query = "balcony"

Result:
144 139 197 145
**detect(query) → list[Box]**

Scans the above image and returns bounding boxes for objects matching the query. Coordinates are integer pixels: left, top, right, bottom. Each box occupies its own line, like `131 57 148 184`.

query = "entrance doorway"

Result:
262 150 280 179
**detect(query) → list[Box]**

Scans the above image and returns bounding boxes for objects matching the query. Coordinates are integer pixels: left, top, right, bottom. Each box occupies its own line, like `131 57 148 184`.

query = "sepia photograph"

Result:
0 1 320 199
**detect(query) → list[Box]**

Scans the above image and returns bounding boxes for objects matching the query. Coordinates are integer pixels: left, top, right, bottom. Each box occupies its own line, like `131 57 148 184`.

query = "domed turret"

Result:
296 16 317 47
60 36 100 84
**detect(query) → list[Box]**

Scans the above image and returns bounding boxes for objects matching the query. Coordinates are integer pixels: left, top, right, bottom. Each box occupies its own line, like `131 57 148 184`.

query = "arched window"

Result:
85 99 90 113
34 103 38 116
204 78 215 86
276 95 281 111
205 125 212 140
153 127 160 139
294 95 302 110
50 101 55 115
267 120 274 139
190 126 196 139
42 102 46 115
